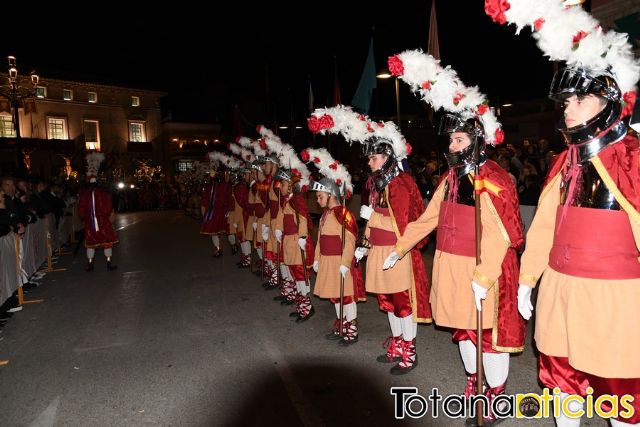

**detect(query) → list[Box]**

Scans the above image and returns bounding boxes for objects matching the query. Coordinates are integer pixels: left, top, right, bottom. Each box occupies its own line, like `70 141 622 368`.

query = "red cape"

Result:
78 187 118 248
478 160 525 350
233 182 250 230
200 181 231 234
331 205 366 302
387 173 431 321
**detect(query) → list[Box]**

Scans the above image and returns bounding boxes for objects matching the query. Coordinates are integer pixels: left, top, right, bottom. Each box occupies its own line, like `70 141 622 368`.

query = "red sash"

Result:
436 201 476 257
320 235 342 256
369 207 397 246
283 214 297 235
549 205 640 279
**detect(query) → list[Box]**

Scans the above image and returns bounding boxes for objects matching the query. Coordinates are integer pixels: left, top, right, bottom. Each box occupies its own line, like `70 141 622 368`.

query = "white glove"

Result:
312 260 319 273
252 222 257 231
262 226 270 242
233 223 238 228
383 251 400 270
354 247 368 262
360 205 374 220
471 281 488 312
275 229 283 243
298 237 307 251
339 265 349 279
517 284 534 320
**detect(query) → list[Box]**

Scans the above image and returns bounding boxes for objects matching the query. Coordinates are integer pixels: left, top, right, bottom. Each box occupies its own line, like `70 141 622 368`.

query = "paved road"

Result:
0 211 608 426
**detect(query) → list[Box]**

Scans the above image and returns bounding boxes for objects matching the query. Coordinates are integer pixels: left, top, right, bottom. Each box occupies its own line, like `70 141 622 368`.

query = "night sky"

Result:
3 1 556 135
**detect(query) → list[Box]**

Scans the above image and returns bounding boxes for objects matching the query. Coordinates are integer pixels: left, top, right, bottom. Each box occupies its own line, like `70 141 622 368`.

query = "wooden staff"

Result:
276 185 282 288
338 187 347 336
473 141 484 426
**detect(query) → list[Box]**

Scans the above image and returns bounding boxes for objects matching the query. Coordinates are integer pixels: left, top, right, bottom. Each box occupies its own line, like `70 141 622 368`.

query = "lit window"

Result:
35 86 46 98
0 116 15 137
177 160 194 172
63 89 73 101
47 117 68 139
88 91 98 103
131 96 140 107
129 121 146 142
84 120 100 151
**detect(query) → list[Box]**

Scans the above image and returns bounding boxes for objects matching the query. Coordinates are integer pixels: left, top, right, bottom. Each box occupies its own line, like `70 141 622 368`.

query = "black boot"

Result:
86 258 94 272
106 257 117 271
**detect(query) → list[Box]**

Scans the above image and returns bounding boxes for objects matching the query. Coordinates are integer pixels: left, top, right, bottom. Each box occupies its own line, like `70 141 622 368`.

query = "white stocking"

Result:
459 340 477 374
387 312 402 337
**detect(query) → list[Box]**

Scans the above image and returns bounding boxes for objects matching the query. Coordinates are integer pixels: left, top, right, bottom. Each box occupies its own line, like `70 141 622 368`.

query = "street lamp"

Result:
0 55 39 175
376 68 400 126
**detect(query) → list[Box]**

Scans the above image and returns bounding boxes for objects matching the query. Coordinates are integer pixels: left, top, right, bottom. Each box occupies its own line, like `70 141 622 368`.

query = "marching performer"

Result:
487 1 640 425
200 153 231 257
228 143 256 268
381 50 525 422
303 147 365 345
78 152 119 271
273 149 315 321
309 106 431 374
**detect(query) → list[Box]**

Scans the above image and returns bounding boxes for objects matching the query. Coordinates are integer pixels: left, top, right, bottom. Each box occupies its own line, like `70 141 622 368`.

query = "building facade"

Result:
0 74 166 180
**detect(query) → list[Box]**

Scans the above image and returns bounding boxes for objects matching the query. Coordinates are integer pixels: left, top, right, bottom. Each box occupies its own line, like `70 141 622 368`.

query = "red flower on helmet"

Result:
405 143 412 155
485 0 510 25
256 125 263 133
622 91 637 118
336 178 342 186
329 162 338 170
259 138 267 150
346 189 352 199
366 123 374 132
572 30 588 49
357 114 367 121
300 149 310 162
319 114 334 130
312 157 321 164
453 93 465 105
388 55 404 76
494 128 505 144
534 18 545 31
308 116 321 133
422 80 432 90
477 104 489 115
292 168 300 176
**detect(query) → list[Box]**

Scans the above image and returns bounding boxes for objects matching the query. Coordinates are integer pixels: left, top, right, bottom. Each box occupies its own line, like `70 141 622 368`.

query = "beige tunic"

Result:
395 178 511 330
245 187 257 243
313 209 356 298
364 189 412 295
266 183 280 254
275 198 309 266
520 163 640 378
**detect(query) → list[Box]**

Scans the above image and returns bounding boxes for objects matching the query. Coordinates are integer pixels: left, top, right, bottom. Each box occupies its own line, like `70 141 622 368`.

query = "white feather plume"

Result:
228 143 255 163
208 151 243 169
390 49 503 145
497 0 639 94
302 147 353 198
256 125 311 188
308 105 410 159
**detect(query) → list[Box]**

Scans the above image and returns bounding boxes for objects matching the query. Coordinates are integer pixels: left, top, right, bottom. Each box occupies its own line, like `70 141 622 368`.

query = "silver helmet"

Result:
250 160 264 171
276 168 292 181
361 137 400 191
310 177 342 202
438 112 486 176
549 66 626 146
